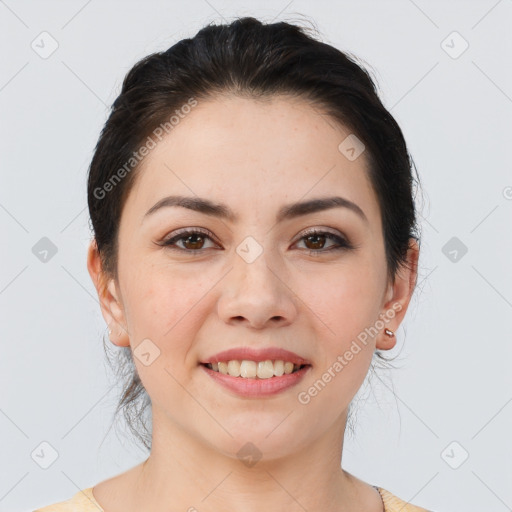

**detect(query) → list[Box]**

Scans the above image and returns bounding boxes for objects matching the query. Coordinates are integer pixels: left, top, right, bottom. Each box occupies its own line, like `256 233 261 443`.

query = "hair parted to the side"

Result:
87 16 423 452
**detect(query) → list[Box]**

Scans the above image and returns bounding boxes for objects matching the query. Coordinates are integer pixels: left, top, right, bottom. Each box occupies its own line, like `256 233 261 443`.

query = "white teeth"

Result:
257 360 274 379
273 360 284 376
284 361 294 374
206 359 304 378
240 360 257 378
227 360 241 377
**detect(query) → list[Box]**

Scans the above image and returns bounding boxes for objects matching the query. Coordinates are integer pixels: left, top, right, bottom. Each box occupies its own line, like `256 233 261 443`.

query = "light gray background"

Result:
1 1 511 511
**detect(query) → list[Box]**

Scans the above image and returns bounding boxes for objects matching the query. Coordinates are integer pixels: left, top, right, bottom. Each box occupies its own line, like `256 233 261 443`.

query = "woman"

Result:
35 16 433 512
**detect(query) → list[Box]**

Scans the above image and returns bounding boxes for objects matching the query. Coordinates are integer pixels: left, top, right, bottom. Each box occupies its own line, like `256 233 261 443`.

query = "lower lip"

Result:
200 364 311 398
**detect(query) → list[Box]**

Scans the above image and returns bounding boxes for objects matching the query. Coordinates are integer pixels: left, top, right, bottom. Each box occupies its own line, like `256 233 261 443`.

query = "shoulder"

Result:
33 487 102 512
377 487 433 512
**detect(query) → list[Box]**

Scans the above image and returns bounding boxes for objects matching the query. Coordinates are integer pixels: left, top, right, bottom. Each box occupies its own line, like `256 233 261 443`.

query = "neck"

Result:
120 407 377 512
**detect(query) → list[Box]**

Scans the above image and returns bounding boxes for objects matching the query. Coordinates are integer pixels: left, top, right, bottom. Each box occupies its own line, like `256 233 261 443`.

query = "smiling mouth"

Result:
200 361 309 379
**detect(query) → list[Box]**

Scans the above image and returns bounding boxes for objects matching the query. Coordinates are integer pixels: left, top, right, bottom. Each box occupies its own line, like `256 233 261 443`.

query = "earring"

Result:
384 328 394 337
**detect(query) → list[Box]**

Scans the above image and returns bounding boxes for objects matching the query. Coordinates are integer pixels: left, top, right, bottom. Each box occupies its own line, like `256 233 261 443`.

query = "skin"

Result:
87 94 419 512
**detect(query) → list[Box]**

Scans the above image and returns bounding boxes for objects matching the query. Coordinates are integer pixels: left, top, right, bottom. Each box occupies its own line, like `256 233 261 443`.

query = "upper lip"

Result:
200 347 311 366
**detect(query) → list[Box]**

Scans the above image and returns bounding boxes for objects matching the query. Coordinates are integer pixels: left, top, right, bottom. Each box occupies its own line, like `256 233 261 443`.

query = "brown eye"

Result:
296 230 352 254
303 233 328 250
179 233 206 250
159 229 218 252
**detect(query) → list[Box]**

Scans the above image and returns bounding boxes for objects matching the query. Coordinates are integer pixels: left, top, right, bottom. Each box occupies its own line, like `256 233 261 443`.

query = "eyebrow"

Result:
143 195 368 224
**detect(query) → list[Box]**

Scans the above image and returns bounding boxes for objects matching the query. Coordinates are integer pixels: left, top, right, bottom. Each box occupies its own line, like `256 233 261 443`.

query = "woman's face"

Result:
89 95 416 461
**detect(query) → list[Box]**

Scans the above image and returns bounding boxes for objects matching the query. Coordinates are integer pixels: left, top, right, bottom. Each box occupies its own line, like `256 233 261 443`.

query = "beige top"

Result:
33 486 432 511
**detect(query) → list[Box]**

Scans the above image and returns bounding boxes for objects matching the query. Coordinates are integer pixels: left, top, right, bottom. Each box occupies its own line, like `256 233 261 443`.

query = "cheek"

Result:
121 264 212 411
301 275 379 414
125 251 190 309
300 255 385 390
120 258 211 356
308 261 385 337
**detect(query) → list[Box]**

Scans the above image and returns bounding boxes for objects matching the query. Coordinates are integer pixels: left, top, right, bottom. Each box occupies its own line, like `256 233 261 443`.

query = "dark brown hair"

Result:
88 16 422 451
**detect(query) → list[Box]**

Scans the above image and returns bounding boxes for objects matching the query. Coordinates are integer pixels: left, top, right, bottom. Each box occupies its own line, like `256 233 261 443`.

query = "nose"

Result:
217 246 298 330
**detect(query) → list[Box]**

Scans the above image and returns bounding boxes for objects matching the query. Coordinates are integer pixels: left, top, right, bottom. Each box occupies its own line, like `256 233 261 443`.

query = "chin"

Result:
205 417 304 461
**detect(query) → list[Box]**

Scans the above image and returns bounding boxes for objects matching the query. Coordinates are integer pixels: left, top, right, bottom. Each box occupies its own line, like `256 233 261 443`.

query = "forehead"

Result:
124 95 381 227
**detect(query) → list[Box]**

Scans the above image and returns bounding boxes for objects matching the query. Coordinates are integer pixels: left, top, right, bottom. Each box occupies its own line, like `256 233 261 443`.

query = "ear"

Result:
86 239 130 347
376 238 420 351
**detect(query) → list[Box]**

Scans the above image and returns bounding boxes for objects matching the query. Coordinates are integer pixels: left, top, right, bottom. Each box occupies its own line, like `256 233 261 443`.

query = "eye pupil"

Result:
305 234 326 250
308 235 325 249
184 234 204 250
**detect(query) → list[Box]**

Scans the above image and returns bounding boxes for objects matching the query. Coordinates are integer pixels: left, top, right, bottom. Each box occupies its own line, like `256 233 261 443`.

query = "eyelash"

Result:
158 228 353 255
